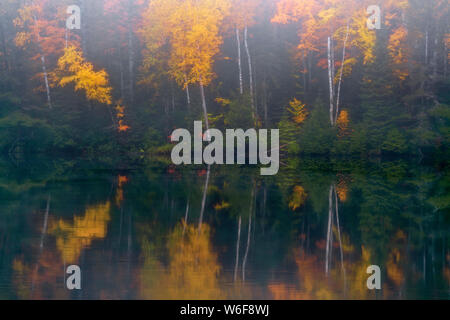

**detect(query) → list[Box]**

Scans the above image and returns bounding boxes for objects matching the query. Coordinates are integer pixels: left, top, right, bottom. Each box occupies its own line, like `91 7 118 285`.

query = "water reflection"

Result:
0 158 449 299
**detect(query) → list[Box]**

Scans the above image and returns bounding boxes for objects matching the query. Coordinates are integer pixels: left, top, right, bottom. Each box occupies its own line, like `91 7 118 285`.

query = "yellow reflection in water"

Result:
140 223 224 299
49 202 111 264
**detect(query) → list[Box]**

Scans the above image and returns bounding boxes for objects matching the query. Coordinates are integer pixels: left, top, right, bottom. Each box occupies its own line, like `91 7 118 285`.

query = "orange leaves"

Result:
115 103 130 132
287 98 308 125
227 0 261 31
115 175 129 205
336 175 350 202
446 34 450 61
14 1 76 58
55 46 113 105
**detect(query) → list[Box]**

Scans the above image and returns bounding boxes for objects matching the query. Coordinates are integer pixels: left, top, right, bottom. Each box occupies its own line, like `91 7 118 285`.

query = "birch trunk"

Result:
0 19 9 71
41 55 52 109
183 200 190 234
334 185 346 281
234 215 242 282
263 70 268 125
244 25 255 120
128 23 135 103
335 24 350 124
432 33 438 82
198 165 211 231
33 15 52 108
199 77 209 132
327 37 334 126
325 185 333 275
120 52 125 101
186 84 191 106
81 0 87 55
236 28 243 94
242 185 255 281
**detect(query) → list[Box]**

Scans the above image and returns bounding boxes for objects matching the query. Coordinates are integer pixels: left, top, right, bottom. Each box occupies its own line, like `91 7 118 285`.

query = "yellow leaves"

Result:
289 185 307 211
49 202 111 264
388 26 409 80
287 98 308 125
215 97 231 106
337 110 350 137
214 201 231 211
141 0 230 88
386 248 404 286
140 223 224 299
56 46 113 105
349 10 376 64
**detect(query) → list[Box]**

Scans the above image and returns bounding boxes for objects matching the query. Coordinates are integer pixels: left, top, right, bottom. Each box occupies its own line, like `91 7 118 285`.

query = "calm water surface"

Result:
0 157 449 299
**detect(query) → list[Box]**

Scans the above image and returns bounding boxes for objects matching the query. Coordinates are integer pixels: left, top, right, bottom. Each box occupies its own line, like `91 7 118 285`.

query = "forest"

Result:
0 0 450 300
0 0 448 164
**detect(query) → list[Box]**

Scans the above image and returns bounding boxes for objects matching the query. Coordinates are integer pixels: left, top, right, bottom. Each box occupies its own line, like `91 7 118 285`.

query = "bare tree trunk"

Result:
128 23 135 103
183 200 190 234
171 82 175 112
432 33 438 82
236 28 243 94
335 23 350 124
308 53 312 86
263 70 268 125
32 15 52 108
198 165 211 231
41 56 52 109
242 185 255 281
32 195 51 295
0 19 9 71
81 0 87 55
185 75 191 107
425 28 429 64
39 195 51 250
325 185 333 275
302 54 307 93
234 215 242 282
334 186 346 284
327 36 334 126
199 77 209 131
120 52 125 101
244 25 255 120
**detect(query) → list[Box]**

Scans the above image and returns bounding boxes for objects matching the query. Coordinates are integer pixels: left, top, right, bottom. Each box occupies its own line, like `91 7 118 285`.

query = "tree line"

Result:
0 0 448 163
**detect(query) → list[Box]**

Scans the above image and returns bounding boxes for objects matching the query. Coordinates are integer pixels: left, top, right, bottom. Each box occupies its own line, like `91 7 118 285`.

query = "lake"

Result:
0 157 448 299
